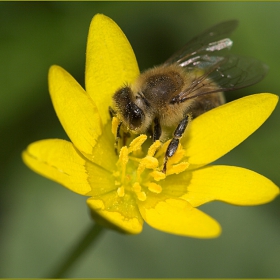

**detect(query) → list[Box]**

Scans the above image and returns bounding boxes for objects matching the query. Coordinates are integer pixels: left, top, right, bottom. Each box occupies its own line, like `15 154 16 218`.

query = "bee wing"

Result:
165 20 239 66
171 54 268 103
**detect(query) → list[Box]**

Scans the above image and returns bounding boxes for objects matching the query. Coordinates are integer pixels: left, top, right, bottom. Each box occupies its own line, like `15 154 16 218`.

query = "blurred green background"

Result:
1 2 280 278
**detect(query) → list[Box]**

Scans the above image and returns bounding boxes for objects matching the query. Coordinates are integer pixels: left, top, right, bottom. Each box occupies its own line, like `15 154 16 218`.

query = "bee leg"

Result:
153 117 162 141
109 106 116 119
162 114 190 173
112 121 122 154
109 107 122 154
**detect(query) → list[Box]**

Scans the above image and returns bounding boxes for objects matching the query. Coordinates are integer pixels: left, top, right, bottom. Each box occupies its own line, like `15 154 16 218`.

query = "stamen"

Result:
150 170 166 181
136 191 147 201
145 182 162 194
167 162 189 175
128 156 141 163
112 121 189 203
137 156 158 180
128 134 147 153
147 140 161 157
133 182 141 192
118 146 129 166
133 182 147 201
117 186 125 197
118 146 129 182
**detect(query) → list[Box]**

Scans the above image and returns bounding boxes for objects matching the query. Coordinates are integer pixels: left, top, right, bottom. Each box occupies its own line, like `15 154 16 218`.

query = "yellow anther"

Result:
117 186 125 197
132 182 147 201
117 146 129 182
133 182 141 192
150 170 166 181
137 156 158 180
147 140 161 157
145 182 162 194
112 117 120 138
136 191 147 201
117 146 129 168
111 114 189 201
167 162 189 175
141 156 158 169
128 134 147 153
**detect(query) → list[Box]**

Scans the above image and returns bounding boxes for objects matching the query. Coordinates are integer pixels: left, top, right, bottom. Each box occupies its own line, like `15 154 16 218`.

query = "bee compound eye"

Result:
113 86 144 130
125 102 144 130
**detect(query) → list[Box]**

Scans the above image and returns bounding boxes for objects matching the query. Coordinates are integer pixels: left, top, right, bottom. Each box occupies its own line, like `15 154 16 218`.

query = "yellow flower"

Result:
22 14 279 238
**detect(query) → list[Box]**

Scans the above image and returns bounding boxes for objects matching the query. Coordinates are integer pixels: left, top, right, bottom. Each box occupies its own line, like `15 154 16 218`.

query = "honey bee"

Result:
111 20 268 173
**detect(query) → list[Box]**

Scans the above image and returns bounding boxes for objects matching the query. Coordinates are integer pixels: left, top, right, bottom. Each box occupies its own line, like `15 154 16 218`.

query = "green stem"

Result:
48 222 104 278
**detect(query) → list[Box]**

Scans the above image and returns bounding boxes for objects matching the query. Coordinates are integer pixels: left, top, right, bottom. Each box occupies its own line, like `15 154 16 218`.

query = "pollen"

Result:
111 117 120 138
148 140 162 156
145 182 162 194
118 146 129 168
150 170 166 181
137 156 158 180
136 191 147 201
113 132 189 201
167 162 190 175
117 186 125 197
128 134 147 153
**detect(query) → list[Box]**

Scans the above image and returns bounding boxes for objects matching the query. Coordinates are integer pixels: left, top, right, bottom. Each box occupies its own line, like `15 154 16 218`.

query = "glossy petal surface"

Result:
49 66 102 160
87 195 143 234
85 14 140 124
174 165 280 207
22 139 92 195
138 196 221 238
184 93 278 170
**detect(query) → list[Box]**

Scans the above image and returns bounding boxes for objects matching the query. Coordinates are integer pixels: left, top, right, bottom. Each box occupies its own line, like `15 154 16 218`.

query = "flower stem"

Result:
48 222 104 278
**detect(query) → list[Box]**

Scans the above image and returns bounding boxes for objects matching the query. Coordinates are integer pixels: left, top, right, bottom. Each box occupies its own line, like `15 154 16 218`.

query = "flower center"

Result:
112 117 189 201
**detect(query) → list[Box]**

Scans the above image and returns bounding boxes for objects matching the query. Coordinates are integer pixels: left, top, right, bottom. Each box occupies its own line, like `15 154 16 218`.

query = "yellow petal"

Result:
88 120 118 172
184 93 278 169
181 165 279 207
48 65 102 159
138 196 221 238
87 194 143 234
22 139 114 196
85 14 140 125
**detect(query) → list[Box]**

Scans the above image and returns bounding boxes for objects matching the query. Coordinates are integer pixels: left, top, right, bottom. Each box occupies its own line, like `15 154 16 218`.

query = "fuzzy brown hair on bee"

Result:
110 20 268 173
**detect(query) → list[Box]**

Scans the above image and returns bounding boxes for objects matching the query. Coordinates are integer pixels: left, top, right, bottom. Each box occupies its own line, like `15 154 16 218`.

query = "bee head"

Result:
112 86 145 131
